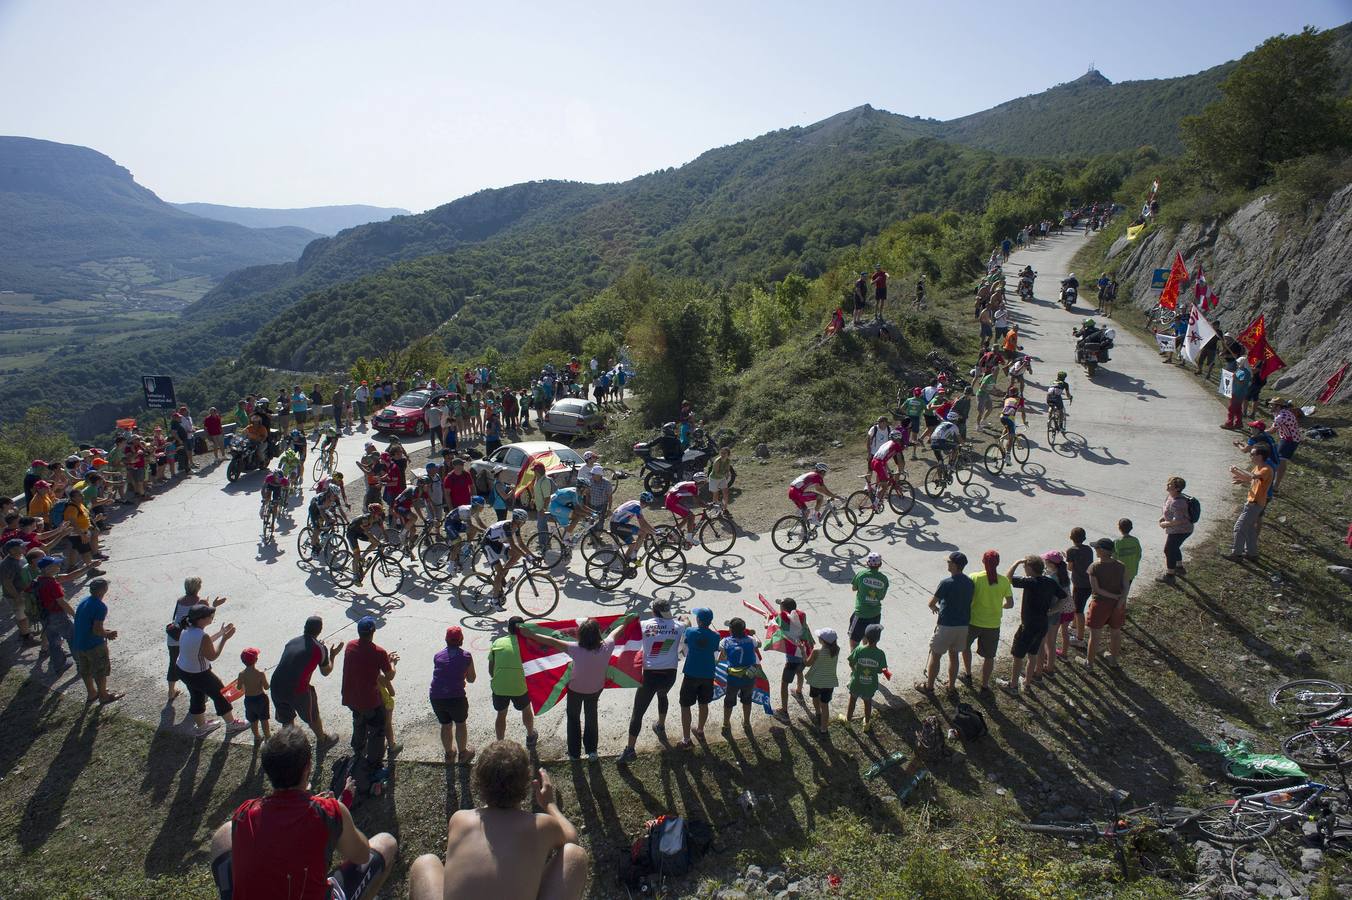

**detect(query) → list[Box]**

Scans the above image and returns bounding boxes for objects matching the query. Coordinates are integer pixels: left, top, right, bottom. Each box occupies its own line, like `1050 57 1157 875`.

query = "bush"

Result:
1270 153 1352 217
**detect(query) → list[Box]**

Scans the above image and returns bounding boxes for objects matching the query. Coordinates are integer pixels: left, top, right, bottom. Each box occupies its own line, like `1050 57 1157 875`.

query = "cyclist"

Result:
312 424 339 470
1046 371 1073 429
314 471 348 509
286 428 307 468
664 472 707 547
260 466 290 519
486 509 532 600
929 412 962 469
391 480 426 546
444 495 486 544
345 502 385 576
1006 352 1033 392
869 429 907 503
277 446 301 489
610 492 656 561
547 484 588 544
307 481 345 551
998 390 1020 458
788 462 839 524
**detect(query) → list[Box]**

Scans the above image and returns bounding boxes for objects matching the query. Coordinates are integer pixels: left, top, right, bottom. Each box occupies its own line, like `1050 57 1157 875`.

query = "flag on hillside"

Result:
1158 252 1188 309
1126 222 1148 241
1204 288 1220 312
1193 264 1208 304
744 593 812 656
518 614 643 714
1236 315 1286 379
1181 304 1218 366
1318 362 1349 404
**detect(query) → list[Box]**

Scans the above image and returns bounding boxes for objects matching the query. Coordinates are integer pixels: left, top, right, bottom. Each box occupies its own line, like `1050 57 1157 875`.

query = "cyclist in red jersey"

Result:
787 462 839 523
663 473 706 545
210 727 397 900
869 430 908 502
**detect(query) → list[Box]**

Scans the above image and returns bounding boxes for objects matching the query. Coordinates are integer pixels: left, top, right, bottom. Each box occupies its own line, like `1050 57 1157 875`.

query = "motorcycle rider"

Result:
657 422 684 472
1060 273 1080 306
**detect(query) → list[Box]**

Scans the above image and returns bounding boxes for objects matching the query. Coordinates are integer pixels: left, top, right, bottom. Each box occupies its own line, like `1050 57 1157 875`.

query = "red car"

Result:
373 389 445 437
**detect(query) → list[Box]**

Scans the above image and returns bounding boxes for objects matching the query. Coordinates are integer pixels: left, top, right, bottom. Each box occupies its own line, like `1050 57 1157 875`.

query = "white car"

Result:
469 441 586 499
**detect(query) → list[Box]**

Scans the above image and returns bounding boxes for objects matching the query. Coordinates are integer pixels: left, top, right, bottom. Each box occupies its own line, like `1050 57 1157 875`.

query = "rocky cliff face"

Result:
1110 185 1352 399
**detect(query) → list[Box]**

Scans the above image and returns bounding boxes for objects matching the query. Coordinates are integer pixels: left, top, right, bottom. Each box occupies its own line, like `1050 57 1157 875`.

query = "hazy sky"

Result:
1 0 1347 211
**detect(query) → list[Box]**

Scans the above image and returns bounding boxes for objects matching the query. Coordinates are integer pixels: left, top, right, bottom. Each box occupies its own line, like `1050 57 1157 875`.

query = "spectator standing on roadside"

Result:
718 617 760 735
72 577 122 704
342 616 396 777
526 617 625 760
1223 358 1251 429
353 381 370 426
678 607 720 748
429 626 476 764
166 577 226 704
237 647 271 743
271 616 343 744
175 603 249 736
1083 539 1127 670
203 408 224 462
620 599 681 763
919 552 972 695
1003 555 1066 696
962 550 1013 692
1115 519 1142 604
1064 528 1093 648
1226 446 1274 561
1158 476 1194 584
803 628 840 734
848 552 889 649
0 538 39 647
843 623 886 730
426 399 444 454
408 741 588 900
488 617 538 745
1271 397 1302 492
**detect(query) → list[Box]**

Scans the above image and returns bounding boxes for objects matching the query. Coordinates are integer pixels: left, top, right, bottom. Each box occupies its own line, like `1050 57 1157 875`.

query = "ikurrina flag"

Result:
743 593 812 656
517 613 643 714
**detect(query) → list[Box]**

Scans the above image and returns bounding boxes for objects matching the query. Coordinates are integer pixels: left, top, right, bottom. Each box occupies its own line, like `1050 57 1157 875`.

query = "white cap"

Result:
590 465 604 476
816 628 838 644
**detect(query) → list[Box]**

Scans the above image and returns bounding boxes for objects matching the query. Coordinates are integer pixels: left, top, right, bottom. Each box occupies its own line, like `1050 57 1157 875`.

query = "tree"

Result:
627 300 711 425
1182 27 1347 189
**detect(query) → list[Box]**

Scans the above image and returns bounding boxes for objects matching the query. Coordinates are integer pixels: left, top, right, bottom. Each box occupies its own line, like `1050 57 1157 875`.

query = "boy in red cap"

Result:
237 647 271 743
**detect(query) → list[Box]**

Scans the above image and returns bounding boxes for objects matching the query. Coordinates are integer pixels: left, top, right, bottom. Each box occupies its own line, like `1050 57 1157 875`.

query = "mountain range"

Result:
2 21 1348 436
170 202 410 236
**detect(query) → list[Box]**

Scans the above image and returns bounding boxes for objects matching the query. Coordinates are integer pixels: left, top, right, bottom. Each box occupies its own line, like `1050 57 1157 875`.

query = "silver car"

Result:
541 398 605 438
469 441 586 501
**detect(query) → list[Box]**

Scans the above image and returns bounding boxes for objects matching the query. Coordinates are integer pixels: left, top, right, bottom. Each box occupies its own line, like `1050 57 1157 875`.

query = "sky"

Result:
1 0 1348 212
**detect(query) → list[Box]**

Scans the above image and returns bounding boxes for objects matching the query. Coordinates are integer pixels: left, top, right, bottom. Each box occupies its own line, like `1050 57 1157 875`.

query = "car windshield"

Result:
391 392 429 408
556 399 586 412
555 447 584 465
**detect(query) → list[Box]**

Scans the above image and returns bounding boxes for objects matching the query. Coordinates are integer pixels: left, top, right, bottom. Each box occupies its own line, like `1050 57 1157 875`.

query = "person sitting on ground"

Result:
409 740 589 900
210 727 397 900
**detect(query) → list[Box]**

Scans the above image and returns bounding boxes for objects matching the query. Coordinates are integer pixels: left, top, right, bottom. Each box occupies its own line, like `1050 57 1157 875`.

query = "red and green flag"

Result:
1159 252 1188 310
518 613 643 714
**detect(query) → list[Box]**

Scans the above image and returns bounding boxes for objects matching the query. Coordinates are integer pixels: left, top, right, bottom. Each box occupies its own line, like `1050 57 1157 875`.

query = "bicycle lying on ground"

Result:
770 498 857 553
1017 790 1198 879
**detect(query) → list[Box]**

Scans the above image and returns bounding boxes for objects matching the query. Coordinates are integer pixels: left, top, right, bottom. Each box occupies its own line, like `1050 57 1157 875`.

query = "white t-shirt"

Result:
867 425 889 456
176 627 209 674
931 421 960 444
641 616 682 670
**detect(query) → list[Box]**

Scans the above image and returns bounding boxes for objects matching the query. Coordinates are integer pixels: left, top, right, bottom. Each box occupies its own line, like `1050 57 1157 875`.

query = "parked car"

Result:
373 389 446 437
541 398 605 438
469 441 586 500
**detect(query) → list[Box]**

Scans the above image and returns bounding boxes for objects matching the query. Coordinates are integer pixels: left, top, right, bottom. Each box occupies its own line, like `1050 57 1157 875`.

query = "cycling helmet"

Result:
889 429 906 440
511 508 528 522
812 462 829 473
290 429 302 439
1083 318 1096 328
1056 371 1067 379
693 471 708 482
256 397 270 407
425 462 440 472
661 422 676 436
367 502 384 514
639 491 654 503
470 495 485 507
416 474 430 484
326 483 342 496
865 552 882 567
582 451 598 463
1068 273 1076 279
945 412 960 422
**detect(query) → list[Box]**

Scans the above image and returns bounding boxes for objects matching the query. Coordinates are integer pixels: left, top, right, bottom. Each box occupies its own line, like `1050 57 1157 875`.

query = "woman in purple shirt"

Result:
429 626 476 763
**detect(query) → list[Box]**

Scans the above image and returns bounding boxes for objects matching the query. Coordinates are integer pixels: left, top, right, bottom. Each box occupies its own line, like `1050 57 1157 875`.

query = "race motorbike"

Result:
1018 271 1035 301
226 430 280 482
632 429 735 495
1060 283 1077 311
1073 326 1115 377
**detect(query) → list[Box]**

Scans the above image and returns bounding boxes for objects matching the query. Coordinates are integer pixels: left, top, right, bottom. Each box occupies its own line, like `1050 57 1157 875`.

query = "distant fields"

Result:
0 292 179 375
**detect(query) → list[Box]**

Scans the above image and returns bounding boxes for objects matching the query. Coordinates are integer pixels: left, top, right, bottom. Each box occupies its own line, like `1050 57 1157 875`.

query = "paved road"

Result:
16 231 1238 762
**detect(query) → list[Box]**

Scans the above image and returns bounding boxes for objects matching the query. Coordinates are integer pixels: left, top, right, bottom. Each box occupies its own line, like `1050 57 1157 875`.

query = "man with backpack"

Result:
1158 476 1196 584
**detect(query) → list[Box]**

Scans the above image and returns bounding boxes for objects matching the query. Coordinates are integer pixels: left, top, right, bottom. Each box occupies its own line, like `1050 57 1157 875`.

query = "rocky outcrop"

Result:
1111 184 1352 399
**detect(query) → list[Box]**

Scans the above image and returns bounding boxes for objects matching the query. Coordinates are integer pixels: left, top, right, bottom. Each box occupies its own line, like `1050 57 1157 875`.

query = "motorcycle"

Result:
1073 327 1115 377
226 430 280 482
1060 284 1077 311
632 431 736 495
1018 272 1035 301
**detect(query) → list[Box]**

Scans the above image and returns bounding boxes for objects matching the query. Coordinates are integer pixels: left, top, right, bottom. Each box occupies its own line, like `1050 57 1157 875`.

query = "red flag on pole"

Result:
1236 315 1286 379
1205 288 1220 311
1193 263 1207 304
1159 252 1188 310
1319 362 1349 404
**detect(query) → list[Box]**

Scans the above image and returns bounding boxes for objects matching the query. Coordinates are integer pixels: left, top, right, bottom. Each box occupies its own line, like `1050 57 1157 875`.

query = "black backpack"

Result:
1183 493 1201 524
619 816 713 888
953 702 988 741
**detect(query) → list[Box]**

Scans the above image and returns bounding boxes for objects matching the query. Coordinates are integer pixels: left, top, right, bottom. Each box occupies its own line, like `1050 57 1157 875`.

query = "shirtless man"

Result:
409 740 589 900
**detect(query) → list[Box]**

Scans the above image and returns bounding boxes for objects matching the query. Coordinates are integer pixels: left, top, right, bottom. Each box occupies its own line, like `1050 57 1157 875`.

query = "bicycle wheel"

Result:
653 524 684 548
297 526 316 563
699 514 736 556
954 454 974 486
984 443 1006 475
1012 433 1030 465
525 532 566 572
421 541 455 582
846 490 877 526
310 454 327 481
887 480 915 516
1193 803 1279 845
328 547 357 588
1282 728 1352 770
457 572 499 615
370 552 406 597
515 571 559 619
1046 418 1058 449
821 506 857 544
771 514 809 553
586 549 628 591
1270 679 1348 719
1220 759 1305 789
646 544 687 586
580 527 618 562
262 506 277 543
923 465 949 499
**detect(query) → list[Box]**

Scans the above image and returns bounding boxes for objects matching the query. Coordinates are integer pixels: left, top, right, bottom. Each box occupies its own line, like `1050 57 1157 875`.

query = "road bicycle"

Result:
1017 792 1198 879
297 514 348 565
327 540 407 597
1045 406 1069 449
311 444 337 481
458 554 559 619
524 509 618 572
770 498 857 553
922 447 974 499
585 536 687 590
1269 679 1352 719
260 494 284 543
419 530 479 583
655 502 737 557
983 431 1031 475
846 472 916 524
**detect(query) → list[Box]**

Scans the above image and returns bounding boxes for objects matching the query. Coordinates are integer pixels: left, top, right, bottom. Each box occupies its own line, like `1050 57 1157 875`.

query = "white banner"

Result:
1181 305 1218 366
1219 369 1234 399
1155 333 1177 354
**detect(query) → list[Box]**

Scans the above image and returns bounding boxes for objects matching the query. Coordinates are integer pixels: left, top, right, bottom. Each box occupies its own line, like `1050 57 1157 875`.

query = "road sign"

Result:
1150 268 1168 291
142 375 176 410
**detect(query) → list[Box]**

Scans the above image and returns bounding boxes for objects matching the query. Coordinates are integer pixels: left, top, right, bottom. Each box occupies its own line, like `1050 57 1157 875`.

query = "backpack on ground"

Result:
619 815 713 888
1183 493 1201 524
953 702 988 741
916 715 951 760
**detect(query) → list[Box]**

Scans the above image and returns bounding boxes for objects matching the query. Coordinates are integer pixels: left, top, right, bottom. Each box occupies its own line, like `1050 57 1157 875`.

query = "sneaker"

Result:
587 752 599 762
525 731 539 747
192 720 223 737
1069 637 1087 649
1174 565 1187 575
225 720 251 733
619 747 637 764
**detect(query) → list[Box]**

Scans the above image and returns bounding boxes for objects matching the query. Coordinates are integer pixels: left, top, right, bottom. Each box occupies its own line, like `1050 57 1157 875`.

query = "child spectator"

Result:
238 647 271 743
803 628 840 735
844 623 887 730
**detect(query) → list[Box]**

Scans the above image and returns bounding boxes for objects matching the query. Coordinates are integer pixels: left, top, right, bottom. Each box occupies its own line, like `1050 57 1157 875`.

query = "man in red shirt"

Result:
211 727 397 899
342 617 396 778
442 457 475 508
871 265 888 321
